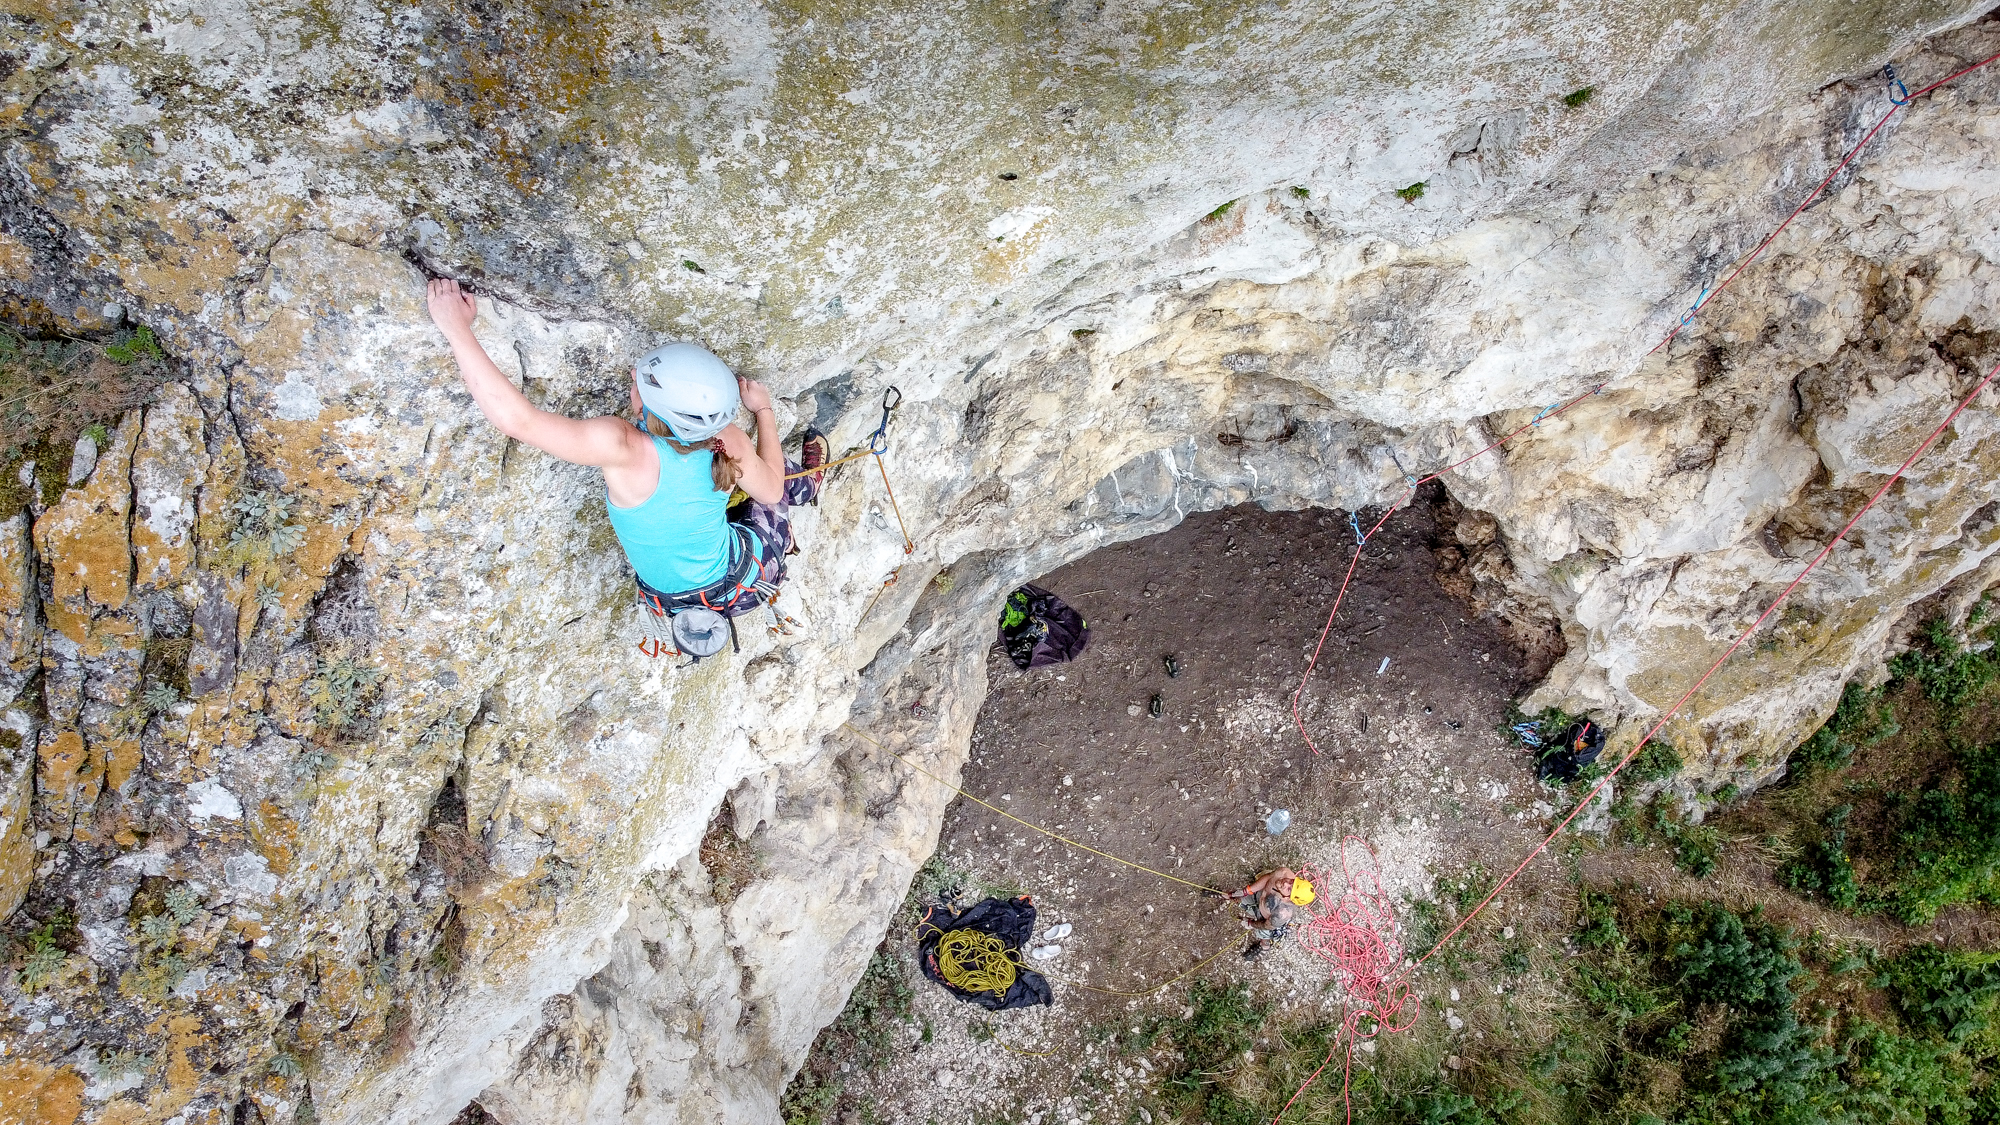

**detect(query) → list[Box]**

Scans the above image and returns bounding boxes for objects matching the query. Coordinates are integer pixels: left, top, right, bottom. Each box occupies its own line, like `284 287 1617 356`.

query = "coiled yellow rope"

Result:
934 929 1021 996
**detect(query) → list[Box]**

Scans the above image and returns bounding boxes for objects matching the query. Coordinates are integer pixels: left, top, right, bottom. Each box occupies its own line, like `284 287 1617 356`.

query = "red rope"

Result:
1648 45 2000 358
1277 47 2000 1123
1278 840 1421 1125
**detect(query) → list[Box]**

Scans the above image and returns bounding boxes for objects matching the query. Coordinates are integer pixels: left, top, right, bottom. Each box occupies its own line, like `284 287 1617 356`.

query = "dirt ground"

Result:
823 502 1588 1125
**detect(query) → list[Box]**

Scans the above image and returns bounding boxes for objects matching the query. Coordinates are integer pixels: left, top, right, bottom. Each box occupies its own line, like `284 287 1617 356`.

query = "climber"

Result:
1227 866 1314 961
425 278 827 646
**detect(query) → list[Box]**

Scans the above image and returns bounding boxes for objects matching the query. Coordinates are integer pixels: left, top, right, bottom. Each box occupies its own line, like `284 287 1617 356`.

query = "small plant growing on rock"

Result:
13 913 78 994
104 325 165 364
306 643 384 733
137 912 180 952
90 1048 153 1082
0 321 172 466
1562 86 1596 108
1396 181 1427 203
120 885 202 1002
142 683 182 714
1291 185 1310 198
1204 200 1235 221
226 489 306 582
119 952 190 1002
163 886 202 926
266 1051 304 1079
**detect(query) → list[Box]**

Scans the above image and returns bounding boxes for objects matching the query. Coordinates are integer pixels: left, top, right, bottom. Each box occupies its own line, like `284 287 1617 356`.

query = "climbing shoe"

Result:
1163 654 1181 678
1148 692 1164 719
800 426 830 500
1241 943 1265 962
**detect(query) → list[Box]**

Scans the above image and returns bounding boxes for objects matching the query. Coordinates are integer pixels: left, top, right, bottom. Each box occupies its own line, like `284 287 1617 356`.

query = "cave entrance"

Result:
949 493 1548 964
849 496 1574 1120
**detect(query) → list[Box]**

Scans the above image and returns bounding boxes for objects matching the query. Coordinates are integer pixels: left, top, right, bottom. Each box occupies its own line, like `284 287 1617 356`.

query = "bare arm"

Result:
427 279 646 470
1233 867 1297 900
720 378 786 505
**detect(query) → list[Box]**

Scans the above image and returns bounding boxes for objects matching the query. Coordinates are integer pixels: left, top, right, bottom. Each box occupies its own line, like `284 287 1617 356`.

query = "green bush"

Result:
1876 740 2000 923
1793 683 1897 774
1889 620 1998 712
1777 804 1860 910
1673 906 1801 1012
1840 1022 1975 1124
1877 946 2000 1044
1627 740 1685 783
1575 889 1624 950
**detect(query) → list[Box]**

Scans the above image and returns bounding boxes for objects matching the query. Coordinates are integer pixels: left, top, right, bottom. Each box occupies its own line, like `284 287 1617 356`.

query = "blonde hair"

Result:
643 412 740 493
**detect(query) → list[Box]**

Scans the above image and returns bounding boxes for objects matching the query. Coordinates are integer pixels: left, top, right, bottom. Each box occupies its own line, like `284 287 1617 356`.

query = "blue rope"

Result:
1529 402 1560 427
1349 511 1366 545
1884 62 1911 106
1512 721 1544 748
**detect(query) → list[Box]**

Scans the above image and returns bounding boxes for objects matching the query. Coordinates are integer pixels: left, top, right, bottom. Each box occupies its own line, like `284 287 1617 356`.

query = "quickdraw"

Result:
1884 61 1911 105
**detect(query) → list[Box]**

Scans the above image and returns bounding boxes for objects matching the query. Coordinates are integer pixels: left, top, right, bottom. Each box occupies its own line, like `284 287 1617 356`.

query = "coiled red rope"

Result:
1277 840 1420 1125
1278 45 2000 1124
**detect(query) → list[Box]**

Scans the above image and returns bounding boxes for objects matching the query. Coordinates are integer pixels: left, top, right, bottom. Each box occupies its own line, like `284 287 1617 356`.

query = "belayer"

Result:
426 279 826 657
1228 866 1315 961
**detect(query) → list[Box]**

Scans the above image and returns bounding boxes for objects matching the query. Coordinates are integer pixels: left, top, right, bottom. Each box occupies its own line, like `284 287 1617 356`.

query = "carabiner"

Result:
1884 62 1911 106
870 385 902 454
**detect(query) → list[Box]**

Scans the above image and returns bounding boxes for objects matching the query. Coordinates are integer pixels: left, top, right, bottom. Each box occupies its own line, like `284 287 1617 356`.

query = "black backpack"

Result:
998 584 1090 669
1536 719 1606 783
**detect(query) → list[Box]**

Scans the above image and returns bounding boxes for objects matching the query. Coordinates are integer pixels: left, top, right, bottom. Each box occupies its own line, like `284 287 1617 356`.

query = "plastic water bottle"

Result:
1265 808 1292 835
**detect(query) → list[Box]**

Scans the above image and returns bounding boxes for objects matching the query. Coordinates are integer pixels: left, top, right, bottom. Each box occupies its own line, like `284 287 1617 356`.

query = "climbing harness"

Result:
633 384 919 658
783 386 916 553
1277 47 2000 1125
633 524 774 662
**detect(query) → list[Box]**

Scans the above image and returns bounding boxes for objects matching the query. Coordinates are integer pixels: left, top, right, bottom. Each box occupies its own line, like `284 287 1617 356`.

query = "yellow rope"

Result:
783 449 916 552
934 929 1021 996
1036 938 1241 997
782 446 879 480
844 724 1225 897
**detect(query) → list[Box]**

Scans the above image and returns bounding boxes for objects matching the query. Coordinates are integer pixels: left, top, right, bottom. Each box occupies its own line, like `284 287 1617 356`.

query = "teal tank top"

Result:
606 435 737 592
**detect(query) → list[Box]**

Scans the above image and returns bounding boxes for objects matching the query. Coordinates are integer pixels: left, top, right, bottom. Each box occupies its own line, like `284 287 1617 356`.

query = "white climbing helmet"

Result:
634 342 739 443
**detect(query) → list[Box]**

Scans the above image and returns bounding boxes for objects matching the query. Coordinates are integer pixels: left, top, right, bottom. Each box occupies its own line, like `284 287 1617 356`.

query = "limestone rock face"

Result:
2 3 1999 1124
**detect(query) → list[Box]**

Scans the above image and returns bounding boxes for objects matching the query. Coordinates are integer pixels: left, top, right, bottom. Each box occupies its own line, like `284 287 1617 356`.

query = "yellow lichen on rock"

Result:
0 1060 84 1125
33 414 141 641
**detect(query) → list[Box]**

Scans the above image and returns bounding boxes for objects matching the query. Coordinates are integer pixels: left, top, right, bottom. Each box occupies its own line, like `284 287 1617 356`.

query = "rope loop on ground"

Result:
843 723 1228 896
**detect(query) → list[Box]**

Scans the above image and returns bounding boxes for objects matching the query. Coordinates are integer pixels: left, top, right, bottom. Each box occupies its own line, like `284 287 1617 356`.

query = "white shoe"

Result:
1029 944 1060 960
